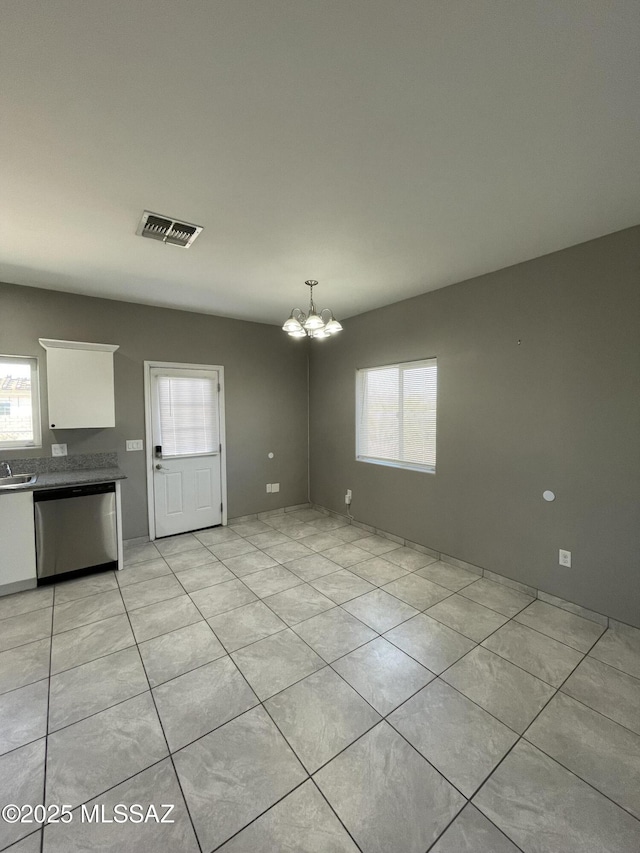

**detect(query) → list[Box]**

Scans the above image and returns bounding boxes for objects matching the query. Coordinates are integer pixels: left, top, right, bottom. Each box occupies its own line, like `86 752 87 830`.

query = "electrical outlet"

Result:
51 443 67 457
559 549 572 568
126 439 144 451
345 489 352 505
266 484 272 493
271 483 280 493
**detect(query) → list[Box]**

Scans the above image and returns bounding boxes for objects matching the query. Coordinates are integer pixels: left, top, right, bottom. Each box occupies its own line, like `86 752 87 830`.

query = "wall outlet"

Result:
51 443 67 457
271 483 280 493
345 489 352 505
126 439 144 451
266 484 272 493
559 549 572 568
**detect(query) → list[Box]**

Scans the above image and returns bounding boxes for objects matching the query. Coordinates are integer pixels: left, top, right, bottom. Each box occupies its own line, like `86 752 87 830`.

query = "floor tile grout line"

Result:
235 524 610 635
309 777 367 853
0 601 52 624
225 591 479 810
375 617 536 743
510 628 640 822
0 673 51 701
6 525 639 849
426 593 603 655
508 613 606 654
553 686 640 739
62 543 401 633
0 537 432 651
458 623 635 828
38 600 54 853
31 756 171 832
122 543 582 706
251 689 370 850
48 627 137 679
0 689 154 753
204 776 313 853
519 734 640 825
0 624 53 656
6 624 640 836
217 526 414 579
456 591 534 620
113 579 205 853
42 566 632 830
44 601 124 641
466 601 591 684
582 651 640 681
430 674 538 738
176 534 519 639
156 565 356 853
374 599 596 808
423 801 527 853
194 525 430 595
36 538 605 698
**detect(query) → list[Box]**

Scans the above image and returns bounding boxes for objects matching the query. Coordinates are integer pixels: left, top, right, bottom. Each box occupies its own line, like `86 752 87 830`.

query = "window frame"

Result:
355 357 437 474
0 354 42 450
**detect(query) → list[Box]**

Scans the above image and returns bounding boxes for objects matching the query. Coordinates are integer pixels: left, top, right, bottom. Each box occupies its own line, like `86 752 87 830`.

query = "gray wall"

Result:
1 282 309 538
310 226 640 627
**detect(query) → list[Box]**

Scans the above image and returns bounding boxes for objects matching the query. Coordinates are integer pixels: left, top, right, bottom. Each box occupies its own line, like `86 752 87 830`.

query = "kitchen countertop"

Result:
0 466 126 493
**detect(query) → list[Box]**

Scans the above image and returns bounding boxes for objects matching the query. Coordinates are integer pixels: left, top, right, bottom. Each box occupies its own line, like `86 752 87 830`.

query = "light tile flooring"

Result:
0 509 639 852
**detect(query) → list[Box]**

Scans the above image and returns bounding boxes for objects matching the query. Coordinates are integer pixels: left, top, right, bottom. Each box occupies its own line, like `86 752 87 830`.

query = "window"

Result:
0 355 41 449
356 358 437 472
156 374 219 457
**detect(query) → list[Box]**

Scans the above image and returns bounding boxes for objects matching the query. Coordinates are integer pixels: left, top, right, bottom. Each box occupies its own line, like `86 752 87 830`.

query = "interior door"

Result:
150 367 222 538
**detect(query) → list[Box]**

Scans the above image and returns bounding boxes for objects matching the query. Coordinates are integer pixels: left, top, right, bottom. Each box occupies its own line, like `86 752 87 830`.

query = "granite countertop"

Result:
0 466 126 494
29 467 126 490
0 452 126 494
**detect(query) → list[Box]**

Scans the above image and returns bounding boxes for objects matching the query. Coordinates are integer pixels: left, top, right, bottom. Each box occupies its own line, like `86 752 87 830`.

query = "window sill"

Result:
356 456 435 474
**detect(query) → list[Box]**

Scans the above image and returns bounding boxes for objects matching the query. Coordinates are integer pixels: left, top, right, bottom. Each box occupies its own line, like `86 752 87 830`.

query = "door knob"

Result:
155 464 165 470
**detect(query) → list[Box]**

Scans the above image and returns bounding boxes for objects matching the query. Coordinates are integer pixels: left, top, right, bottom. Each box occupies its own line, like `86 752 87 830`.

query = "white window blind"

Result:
156 375 219 457
0 355 41 449
356 358 437 472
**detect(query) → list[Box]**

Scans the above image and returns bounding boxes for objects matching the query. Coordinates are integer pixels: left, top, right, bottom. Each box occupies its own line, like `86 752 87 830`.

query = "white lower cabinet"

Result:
0 491 37 593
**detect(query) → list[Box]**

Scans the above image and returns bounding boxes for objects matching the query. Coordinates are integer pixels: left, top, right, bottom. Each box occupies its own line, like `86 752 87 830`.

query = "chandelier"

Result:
282 280 343 339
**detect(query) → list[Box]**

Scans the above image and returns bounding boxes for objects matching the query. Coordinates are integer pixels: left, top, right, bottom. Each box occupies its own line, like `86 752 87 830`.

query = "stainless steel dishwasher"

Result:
34 482 118 580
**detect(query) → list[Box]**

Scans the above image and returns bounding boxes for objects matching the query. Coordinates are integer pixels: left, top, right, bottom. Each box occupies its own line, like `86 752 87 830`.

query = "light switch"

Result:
271 483 280 493
126 439 144 451
51 443 67 457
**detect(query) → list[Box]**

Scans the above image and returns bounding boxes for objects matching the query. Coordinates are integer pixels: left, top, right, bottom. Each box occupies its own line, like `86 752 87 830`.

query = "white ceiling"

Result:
1 1 639 325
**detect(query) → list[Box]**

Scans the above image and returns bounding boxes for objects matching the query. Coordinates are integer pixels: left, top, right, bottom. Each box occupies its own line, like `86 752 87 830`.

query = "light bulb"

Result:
303 313 324 330
282 313 303 332
324 318 343 334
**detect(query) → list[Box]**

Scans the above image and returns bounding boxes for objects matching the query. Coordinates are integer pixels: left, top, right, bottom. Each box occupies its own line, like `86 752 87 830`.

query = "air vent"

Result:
136 211 203 249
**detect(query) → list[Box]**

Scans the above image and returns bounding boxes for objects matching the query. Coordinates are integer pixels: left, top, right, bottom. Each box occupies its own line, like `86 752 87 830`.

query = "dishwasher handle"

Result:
34 481 116 502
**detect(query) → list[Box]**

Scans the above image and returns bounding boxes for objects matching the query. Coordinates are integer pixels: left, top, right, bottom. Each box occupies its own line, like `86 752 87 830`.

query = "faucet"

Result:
0 461 12 477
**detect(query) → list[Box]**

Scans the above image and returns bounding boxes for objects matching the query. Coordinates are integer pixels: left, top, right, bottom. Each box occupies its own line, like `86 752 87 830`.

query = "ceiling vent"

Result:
136 210 203 248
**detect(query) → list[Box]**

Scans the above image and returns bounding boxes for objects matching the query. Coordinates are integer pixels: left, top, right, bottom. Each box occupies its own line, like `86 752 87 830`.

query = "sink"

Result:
0 473 36 489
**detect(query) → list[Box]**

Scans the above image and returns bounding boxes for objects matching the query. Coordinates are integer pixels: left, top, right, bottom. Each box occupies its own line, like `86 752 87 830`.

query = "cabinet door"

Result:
0 492 36 586
47 348 116 428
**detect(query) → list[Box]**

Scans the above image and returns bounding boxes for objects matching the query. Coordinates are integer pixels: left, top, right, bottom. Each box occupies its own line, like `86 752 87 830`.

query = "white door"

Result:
150 367 223 538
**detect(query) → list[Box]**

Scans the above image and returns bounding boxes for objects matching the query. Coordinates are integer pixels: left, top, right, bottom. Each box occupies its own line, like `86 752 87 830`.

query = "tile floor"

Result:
0 508 639 852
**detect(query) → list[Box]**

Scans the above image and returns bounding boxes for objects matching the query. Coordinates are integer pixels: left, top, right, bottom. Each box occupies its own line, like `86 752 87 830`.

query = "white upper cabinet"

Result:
39 339 119 429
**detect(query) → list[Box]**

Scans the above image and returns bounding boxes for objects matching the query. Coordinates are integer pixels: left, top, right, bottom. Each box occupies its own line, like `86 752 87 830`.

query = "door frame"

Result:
143 360 228 541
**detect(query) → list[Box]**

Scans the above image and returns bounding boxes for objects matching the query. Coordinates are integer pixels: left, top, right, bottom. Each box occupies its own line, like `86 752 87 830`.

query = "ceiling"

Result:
1 1 639 325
